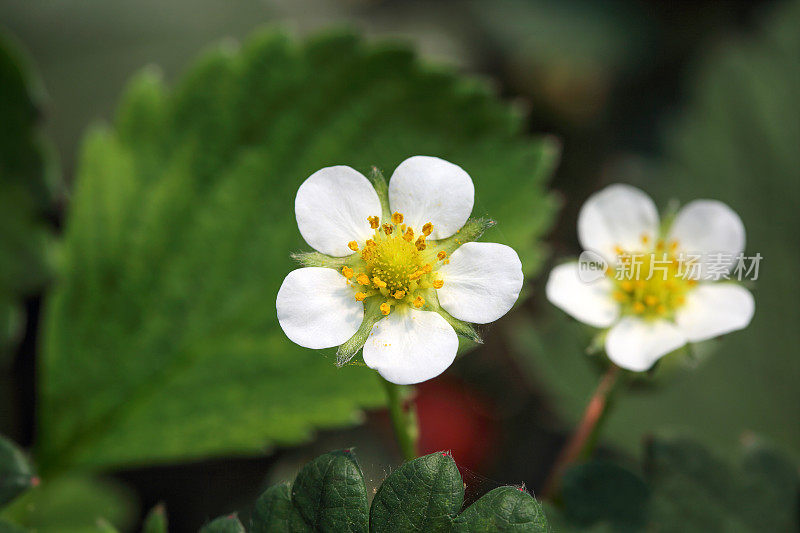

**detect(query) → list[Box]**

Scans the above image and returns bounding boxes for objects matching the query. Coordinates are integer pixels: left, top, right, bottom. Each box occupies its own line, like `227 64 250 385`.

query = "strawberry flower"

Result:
546 184 755 371
277 156 523 384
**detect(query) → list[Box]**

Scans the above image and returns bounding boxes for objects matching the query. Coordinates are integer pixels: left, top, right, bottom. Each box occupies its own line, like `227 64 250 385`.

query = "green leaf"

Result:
0 436 36 508
560 461 648 530
199 515 245 533
369 452 464 532
39 30 558 471
250 484 309 533
553 435 798 532
453 486 549 532
0 31 59 358
291 450 368 532
0 476 136 533
645 436 798 532
142 504 168 533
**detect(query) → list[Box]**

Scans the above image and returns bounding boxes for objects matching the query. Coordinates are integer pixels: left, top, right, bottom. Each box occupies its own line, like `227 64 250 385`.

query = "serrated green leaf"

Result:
453 486 549 532
251 484 309 533
291 450 368 532
560 461 648 531
39 30 557 471
142 504 168 533
369 452 464 532
199 515 245 533
0 476 136 533
0 436 36 508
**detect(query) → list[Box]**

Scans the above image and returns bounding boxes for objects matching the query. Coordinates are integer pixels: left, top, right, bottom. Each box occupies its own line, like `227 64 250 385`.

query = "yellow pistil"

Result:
348 241 359 252
610 244 697 320
344 212 443 316
342 266 354 279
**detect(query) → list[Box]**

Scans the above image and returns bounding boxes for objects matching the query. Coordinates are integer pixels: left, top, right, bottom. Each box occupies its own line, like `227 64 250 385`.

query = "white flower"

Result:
546 184 755 372
277 156 524 384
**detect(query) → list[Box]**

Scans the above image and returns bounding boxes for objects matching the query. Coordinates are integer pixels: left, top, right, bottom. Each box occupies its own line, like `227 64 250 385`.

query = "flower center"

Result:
610 237 696 320
341 212 447 315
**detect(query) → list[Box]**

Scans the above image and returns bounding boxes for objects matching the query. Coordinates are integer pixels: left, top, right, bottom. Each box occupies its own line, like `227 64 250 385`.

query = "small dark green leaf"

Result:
199 515 245 533
0 436 36 508
369 451 464 533
142 503 168 533
453 486 549 532
561 461 648 530
251 484 309 533
291 450 368 532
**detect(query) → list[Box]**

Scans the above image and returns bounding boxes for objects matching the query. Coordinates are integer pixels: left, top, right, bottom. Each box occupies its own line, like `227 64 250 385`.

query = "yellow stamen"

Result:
612 291 626 302
393 290 406 299
633 302 646 313
372 276 387 289
348 241 359 252
621 280 633 292
382 224 393 235
645 295 658 306
422 264 432 274
368 216 380 229
409 270 424 280
422 222 433 236
641 233 650 245
432 279 444 289
415 236 426 251
413 296 425 308
437 250 447 261
391 212 404 225
402 227 414 242
341 266 354 279
356 273 370 286
355 292 367 301
380 302 391 315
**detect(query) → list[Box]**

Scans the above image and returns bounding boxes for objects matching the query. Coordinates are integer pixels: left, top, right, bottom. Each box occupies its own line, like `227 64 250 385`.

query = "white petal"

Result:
276 267 363 349
605 317 687 372
388 156 474 240
436 242 523 324
295 166 381 257
578 184 660 263
675 283 754 342
545 262 619 328
668 200 745 279
362 308 458 385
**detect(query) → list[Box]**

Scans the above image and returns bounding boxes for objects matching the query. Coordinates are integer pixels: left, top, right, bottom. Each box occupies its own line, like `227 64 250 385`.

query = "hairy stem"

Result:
542 364 621 500
380 376 419 462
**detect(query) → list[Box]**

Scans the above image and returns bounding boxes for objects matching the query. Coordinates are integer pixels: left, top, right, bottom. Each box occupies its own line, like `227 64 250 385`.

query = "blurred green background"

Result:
0 0 798 531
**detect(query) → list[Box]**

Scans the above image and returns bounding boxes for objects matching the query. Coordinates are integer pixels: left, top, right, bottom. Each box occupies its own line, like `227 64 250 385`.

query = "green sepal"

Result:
290 251 352 269
367 166 391 221
432 217 496 256
0 435 36 508
199 514 246 533
369 452 464 532
337 297 383 366
438 306 483 344
453 486 549 532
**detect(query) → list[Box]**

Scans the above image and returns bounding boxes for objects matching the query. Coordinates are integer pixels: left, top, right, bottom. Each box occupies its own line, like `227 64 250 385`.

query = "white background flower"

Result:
277 156 523 384
546 184 755 371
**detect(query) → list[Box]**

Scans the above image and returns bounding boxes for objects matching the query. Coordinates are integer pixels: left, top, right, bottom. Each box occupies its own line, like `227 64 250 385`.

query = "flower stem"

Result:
542 364 621 500
380 377 419 461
